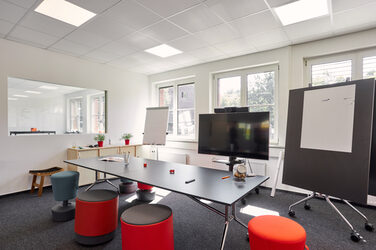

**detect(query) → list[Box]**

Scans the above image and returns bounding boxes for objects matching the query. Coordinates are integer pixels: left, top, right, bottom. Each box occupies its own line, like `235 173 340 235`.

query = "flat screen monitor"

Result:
198 112 269 160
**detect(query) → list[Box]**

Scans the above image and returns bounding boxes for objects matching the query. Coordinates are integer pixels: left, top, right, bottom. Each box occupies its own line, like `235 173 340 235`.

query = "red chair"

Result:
121 204 174 250
136 182 155 201
75 189 119 245
248 215 308 250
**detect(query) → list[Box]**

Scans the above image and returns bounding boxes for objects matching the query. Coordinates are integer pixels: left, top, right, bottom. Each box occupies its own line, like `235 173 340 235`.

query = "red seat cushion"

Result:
248 215 306 250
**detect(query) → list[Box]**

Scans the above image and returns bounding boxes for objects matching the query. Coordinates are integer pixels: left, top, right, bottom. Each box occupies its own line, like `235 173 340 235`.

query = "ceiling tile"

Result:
194 23 240 45
205 0 268 21
283 16 332 42
0 0 28 23
99 41 138 57
229 10 281 36
135 0 203 17
141 21 188 43
50 39 92 56
82 50 120 64
65 29 111 49
245 28 289 48
4 0 37 8
331 0 375 13
118 31 161 50
106 0 162 31
167 34 206 52
332 3 376 34
82 13 135 40
169 53 200 65
169 4 223 33
265 0 297 8
0 19 14 36
67 0 120 13
19 12 75 38
8 25 59 48
214 38 257 55
188 46 226 60
108 52 159 68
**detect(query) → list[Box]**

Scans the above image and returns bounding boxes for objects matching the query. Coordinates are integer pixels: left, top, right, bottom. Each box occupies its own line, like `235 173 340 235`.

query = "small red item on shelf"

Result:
144 163 147 167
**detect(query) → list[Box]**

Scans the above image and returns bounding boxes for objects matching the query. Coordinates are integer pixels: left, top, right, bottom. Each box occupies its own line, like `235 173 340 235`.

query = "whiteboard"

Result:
300 84 355 153
143 107 169 145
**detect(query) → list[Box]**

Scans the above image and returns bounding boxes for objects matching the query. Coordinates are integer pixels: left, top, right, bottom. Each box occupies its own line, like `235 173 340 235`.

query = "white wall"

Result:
0 38 149 195
149 28 376 195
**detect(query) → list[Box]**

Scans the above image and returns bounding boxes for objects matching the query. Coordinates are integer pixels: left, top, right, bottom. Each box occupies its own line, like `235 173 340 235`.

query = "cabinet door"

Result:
119 146 136 156
77 150 99 186
99 147 119 157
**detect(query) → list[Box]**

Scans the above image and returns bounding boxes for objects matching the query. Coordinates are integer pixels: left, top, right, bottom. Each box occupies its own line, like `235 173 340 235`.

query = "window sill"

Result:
166 137 197 143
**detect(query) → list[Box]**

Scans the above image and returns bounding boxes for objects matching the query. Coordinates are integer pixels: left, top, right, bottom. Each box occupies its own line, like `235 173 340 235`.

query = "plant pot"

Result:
98 141 104 147
125 139 130 145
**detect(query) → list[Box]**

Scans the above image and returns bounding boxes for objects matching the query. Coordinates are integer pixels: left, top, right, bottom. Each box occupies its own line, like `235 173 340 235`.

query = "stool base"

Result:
136 189 155 202
119 182 137 194
51 202 75 222
75 231 115 246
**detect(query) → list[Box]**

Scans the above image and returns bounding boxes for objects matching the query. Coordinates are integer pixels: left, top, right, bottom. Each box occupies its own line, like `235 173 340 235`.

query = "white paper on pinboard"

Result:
300 84 355 153
143 107 169 145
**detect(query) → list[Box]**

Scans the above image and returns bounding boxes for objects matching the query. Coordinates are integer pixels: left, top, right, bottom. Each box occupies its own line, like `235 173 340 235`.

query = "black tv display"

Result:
198 112 269 160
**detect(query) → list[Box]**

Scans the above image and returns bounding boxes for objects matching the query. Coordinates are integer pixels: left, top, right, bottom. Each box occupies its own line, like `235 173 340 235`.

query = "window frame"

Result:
213 64 279 144
89 93 106 134
156 78 196 141
67 96 83 133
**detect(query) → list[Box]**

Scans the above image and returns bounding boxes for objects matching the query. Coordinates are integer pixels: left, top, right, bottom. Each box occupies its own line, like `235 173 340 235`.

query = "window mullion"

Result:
173 84 178 137
241 72 247 106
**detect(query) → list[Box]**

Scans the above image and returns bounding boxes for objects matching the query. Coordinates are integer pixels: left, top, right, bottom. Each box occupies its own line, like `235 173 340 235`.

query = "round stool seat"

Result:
75 189 119 246
119 182 137 194
121 204 174 250
50 171 79 222
248 215 307 250
137 183 155 202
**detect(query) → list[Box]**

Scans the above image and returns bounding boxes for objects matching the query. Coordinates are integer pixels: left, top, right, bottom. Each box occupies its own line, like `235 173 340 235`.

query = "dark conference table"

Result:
65 156 269 250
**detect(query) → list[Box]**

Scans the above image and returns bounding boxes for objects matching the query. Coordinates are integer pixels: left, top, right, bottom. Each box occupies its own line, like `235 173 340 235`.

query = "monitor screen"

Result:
198 112 269 160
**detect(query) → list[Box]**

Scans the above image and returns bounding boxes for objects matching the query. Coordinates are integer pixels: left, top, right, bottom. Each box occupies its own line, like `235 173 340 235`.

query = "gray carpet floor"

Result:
0 179 375 250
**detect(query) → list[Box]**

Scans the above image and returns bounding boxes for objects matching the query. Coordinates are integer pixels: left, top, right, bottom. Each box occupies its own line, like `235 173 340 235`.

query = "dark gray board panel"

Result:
283 79 375 204
65 156 269 206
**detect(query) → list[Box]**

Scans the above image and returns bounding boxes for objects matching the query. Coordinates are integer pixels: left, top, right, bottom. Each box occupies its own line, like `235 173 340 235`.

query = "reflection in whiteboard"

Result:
300 84 355 153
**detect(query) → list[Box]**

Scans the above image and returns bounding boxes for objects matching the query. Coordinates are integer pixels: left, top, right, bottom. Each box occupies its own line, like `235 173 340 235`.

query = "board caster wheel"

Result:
304 204 311 210
241 198 246 205
350 232 361 242
365 222 374 232
246 233 249 241
288 210 295 217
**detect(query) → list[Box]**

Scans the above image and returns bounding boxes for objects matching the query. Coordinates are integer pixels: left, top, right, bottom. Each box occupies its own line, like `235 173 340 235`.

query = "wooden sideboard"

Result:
67 144 140 186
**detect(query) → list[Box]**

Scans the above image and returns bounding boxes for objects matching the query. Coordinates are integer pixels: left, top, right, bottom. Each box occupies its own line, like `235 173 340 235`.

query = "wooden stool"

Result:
29 167 63 196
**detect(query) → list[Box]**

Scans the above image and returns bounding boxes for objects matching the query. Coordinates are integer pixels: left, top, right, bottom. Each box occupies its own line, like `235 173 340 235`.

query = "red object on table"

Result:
121 204 174 250
248 215 308 250
97 141 104 147
170 169 175 174
144 163 147 167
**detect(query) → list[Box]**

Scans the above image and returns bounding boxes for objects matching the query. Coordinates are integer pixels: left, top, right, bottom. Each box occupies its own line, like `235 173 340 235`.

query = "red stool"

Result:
248 215 308 250
121 204 174 250
136 182 155 202
75 189 119 245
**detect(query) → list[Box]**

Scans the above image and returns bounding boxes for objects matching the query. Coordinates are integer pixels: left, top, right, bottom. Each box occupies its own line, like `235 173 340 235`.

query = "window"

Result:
90 94 105 134
68 97 83 132
157 80 195 139
214 65 278 143
311 60 352 86
306 48 376 86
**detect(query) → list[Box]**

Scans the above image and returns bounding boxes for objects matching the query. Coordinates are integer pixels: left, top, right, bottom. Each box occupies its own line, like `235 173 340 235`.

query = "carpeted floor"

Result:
0 179 375 250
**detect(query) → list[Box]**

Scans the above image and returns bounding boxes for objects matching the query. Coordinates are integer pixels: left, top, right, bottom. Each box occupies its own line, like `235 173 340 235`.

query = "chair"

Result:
75 189 119 245
50 170 79 221
119 178 137 194
136 182 155 202
29 167 63 196
248 215 308 250
121 204 174 250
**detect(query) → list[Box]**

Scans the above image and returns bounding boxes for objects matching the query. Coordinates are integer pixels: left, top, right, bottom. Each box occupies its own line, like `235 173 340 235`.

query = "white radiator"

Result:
158 151 187 164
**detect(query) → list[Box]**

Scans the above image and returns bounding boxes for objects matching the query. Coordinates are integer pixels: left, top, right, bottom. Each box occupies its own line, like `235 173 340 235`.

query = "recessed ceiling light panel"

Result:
13 94 28 98
25 90 41 94
145 44 183 58
274 0 329 26
35 0 96 27
8 97 18 101
39 85 59 90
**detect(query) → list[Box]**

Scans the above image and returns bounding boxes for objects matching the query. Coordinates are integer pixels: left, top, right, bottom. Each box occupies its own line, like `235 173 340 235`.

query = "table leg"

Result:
232 203 248 229
220 206 229 250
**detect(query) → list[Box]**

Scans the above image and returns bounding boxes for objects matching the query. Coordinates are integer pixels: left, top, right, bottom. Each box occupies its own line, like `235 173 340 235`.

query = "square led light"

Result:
35 0 96 27
39 85 58 90
25 90 41 94
145 44 183 58
274 0 329 26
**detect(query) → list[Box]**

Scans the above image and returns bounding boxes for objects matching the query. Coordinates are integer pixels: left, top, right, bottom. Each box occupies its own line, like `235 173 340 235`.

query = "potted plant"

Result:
121 133 133 145
94 134 105 147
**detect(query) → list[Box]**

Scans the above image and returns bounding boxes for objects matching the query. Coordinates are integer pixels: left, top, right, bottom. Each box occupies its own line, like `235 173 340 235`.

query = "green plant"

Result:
121 133 133 140
94 134 105 141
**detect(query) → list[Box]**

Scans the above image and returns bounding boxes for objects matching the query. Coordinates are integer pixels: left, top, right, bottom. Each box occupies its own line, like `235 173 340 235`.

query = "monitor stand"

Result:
212 156 245 172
